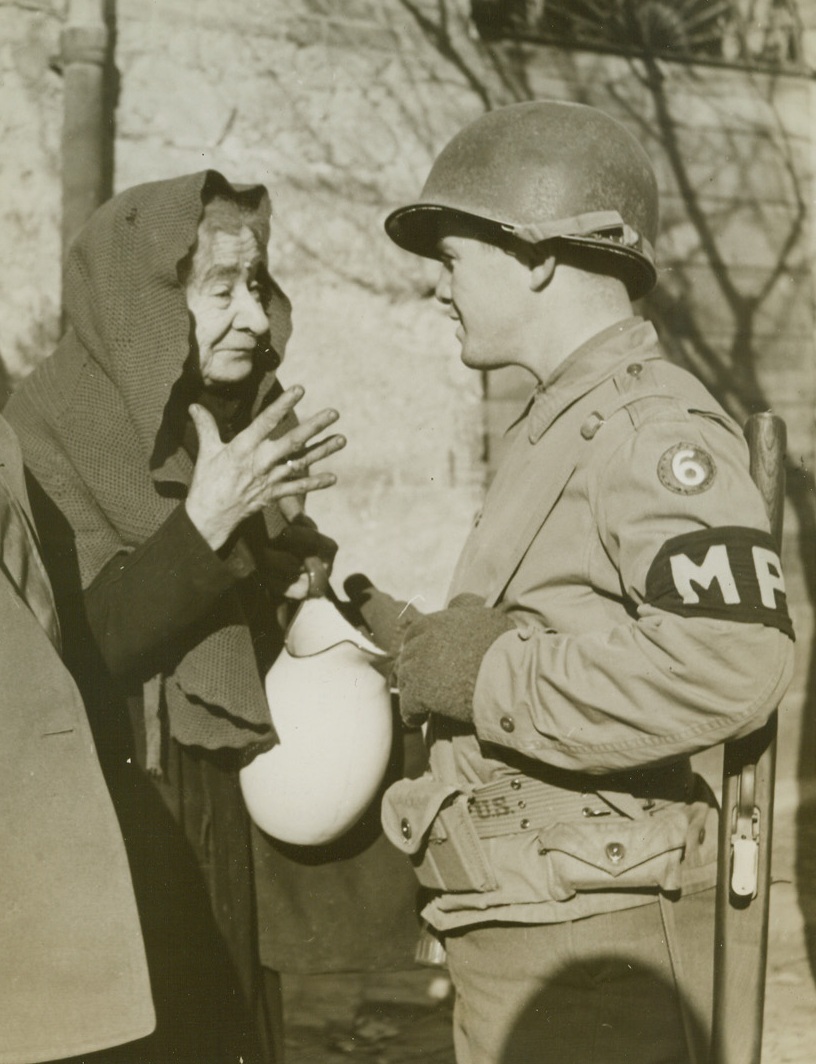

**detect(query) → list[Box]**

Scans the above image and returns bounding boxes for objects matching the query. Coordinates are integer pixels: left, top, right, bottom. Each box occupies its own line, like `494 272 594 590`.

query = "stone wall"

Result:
1 0 814 775
0 0 64 398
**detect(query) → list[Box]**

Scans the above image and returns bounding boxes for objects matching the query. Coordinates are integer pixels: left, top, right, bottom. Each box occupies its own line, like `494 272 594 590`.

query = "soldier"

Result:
351 101 795 1064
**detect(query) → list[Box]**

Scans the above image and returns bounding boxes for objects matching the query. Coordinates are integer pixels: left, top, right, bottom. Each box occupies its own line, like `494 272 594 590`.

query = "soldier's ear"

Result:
529 253 557 291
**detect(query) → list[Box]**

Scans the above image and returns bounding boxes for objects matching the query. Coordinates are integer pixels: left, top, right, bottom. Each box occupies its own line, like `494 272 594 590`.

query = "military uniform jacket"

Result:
382 318 794 931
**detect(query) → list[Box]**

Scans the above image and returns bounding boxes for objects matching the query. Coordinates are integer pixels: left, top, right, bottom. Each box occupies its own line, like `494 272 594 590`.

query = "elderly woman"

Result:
6 171 345 1063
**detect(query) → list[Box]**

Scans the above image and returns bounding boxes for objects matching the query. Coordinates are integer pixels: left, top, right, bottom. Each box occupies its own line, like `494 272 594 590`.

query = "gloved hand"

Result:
261 513 338 599
342 573 422 657
271 512 338 565
396 594 516 725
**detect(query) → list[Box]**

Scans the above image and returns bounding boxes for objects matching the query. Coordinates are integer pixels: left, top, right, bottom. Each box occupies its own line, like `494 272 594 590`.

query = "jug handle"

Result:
303 556 331 599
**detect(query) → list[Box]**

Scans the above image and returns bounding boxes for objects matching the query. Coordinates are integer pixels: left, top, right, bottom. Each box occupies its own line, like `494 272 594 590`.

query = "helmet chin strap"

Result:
510 209 625 243
511 209 653 262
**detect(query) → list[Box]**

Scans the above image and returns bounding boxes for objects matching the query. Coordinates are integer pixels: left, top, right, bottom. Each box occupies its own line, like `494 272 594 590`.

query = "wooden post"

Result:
60 1 110 274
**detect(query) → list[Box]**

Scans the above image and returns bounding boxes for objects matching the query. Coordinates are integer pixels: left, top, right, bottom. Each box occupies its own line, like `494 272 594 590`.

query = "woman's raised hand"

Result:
185 386 346 551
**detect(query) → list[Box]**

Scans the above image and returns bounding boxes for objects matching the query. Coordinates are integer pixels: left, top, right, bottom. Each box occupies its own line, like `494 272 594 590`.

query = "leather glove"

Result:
396 594 516 725
342 573 422 657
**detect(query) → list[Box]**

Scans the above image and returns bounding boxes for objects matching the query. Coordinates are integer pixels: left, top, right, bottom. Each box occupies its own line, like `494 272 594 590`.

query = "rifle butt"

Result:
712 412 786 1064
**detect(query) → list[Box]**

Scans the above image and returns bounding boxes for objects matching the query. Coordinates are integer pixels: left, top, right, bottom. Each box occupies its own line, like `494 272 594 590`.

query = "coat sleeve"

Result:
84 503 238 678
472 411 795 774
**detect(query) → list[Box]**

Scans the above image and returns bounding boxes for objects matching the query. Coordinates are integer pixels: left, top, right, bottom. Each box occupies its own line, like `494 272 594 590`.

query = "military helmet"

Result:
385 100 659 300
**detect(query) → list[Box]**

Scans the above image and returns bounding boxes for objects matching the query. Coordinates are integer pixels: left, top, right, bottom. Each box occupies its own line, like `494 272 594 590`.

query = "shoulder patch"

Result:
658 443 716 495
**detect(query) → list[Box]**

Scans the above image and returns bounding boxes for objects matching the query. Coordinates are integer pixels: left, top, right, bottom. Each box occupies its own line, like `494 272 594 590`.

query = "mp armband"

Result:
644 526 793 639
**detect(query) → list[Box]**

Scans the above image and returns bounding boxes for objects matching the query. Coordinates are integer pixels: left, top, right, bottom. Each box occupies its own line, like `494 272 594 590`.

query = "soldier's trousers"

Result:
444 888 714 1064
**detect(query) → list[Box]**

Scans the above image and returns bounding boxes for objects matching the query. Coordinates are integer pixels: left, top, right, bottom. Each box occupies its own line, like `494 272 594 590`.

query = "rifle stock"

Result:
711 412 786 1064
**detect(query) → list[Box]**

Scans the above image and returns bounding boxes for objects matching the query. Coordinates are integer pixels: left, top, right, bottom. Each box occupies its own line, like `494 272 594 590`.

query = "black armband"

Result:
644 526 793 639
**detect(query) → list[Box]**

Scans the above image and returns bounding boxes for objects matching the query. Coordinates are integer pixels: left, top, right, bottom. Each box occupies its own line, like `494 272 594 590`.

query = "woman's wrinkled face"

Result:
185 222 270 387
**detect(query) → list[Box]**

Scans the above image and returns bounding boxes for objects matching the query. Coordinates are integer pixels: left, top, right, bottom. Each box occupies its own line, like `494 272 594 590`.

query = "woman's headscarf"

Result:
7 171 294 751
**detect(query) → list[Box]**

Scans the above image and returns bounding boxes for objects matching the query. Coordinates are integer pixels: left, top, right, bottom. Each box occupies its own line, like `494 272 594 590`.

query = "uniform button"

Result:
627 362 643 377
510 778 522 791
500 716 515 733
400 818 412 841
580 411 605 440
605 842 625 864
520 818 530 830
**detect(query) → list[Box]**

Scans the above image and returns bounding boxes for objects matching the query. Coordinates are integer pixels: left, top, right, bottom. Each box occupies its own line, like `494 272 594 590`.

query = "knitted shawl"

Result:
7 171 293 751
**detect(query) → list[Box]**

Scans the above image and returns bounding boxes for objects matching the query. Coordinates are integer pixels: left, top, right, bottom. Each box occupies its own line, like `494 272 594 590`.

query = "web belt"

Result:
466 774 683 840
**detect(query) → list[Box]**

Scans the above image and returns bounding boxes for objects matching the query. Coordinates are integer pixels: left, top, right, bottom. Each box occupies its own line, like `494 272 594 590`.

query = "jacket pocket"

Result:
536 806 690 901
382 778 499 893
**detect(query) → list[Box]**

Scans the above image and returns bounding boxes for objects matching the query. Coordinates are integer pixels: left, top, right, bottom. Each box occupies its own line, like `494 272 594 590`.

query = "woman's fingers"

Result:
238 385 306 449
275 407 340 451
270 471 337 501
187 403 223 458
280 433 347 477
201 387 344 510
257 417 345 476
266 433 345 497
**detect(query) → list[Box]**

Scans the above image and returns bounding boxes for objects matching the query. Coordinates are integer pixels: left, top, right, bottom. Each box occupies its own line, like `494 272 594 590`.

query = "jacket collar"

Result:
520 317 663 443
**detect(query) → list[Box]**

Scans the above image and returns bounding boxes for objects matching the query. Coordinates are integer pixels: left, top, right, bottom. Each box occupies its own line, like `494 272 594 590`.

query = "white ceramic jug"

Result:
239 596 393 845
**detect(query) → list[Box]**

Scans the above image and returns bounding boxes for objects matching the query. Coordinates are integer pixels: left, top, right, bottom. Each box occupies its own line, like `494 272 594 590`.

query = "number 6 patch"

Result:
658 443 716 495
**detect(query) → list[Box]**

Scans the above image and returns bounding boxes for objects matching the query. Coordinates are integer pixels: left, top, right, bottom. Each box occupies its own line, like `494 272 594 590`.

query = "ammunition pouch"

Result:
535 808 688 899
382 778 499 892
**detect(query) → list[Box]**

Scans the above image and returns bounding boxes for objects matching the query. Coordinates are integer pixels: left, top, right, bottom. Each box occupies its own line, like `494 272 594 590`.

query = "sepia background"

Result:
1 1 815 1059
